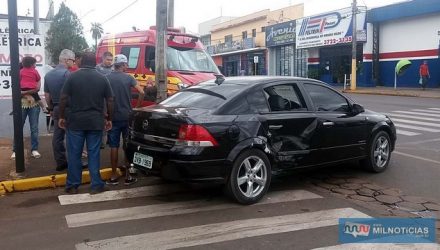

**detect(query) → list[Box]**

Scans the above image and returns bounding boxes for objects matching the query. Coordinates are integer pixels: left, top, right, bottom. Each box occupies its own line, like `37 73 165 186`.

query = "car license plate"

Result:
133 152 153 169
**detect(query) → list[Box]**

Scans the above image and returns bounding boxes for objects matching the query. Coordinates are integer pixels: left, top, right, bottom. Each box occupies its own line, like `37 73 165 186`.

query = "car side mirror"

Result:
351 103 365 115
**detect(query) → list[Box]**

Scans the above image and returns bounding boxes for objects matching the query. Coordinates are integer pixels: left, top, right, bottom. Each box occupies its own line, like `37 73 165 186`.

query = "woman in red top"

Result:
11 56 43 159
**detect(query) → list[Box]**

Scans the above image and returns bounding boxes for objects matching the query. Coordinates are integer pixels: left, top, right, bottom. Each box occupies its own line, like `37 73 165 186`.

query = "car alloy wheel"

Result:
227 149 271 204
237 155 267 198
373 135 390 169
361 130 391 173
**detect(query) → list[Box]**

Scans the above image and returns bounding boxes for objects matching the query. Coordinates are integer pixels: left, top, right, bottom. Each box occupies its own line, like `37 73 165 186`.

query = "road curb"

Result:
0 168 118 195
342 90 440 98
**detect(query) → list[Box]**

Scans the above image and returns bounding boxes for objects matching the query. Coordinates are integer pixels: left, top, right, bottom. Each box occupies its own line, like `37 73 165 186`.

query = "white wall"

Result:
380 13 440 53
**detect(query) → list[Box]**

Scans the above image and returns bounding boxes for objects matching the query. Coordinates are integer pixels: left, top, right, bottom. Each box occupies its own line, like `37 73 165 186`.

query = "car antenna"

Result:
214 74 225 85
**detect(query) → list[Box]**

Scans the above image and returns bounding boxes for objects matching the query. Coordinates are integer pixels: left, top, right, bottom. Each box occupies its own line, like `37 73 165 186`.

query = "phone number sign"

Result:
296 7 366 49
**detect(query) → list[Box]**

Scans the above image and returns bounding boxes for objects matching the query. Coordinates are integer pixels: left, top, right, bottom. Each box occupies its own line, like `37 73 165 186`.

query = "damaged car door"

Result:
259 82 321 169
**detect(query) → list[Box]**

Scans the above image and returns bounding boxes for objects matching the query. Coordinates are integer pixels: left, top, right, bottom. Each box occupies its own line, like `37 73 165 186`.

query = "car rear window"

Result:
161 84 246 109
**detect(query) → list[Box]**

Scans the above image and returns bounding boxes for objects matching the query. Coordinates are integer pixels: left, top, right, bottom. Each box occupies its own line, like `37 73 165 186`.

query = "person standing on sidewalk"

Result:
106 54 145 186
419 60 430 90
11 56 43 160
96 51 113 149
59 52 114 194
44 49 75 171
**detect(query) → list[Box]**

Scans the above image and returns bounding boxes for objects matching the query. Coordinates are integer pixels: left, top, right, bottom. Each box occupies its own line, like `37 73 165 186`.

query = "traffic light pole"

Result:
350 0 357 90
8 0 25 173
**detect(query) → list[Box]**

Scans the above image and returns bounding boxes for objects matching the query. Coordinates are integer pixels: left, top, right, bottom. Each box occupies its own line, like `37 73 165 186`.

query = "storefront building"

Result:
366 0 440 87
295 7 368 85
204 5 304 76
266 20 308 77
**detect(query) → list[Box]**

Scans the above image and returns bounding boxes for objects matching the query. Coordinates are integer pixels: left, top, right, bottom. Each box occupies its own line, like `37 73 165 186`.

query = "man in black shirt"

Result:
59 52 114 194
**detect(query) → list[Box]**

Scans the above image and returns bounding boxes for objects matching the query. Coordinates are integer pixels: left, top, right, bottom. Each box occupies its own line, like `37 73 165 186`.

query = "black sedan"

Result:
125 76 396 204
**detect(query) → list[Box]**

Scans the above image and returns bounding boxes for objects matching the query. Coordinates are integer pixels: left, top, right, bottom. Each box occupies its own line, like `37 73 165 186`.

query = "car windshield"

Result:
161 84 245 109
167 46 220 73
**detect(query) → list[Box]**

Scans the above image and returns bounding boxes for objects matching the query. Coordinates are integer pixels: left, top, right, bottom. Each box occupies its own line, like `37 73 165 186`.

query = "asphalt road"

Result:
345 94 440 202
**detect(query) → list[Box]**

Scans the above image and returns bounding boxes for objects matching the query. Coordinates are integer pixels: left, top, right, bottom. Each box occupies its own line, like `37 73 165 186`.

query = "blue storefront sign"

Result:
265 21 296 47
339 218 436 243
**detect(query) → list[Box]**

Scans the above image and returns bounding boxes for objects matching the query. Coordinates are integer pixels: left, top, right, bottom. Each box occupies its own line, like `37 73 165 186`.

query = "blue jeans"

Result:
66 130 104 190
13 106 40 151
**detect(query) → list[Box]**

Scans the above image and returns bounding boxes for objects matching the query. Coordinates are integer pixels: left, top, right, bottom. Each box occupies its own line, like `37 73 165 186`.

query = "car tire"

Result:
361 130 391 173
226 149 271 205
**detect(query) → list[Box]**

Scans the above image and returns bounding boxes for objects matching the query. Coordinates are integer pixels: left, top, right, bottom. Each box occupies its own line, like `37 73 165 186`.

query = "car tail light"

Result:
176 124 218 147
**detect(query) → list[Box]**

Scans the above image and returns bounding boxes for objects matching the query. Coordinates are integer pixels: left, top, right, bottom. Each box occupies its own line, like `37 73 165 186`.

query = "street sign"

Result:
253 56 258 64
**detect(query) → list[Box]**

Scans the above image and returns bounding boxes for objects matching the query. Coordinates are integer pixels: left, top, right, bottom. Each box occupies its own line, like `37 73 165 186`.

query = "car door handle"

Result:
322 122 334 126
269 125 283 130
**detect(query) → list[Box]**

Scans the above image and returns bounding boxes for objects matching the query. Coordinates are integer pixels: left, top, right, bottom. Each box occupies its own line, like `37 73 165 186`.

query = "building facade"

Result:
204 5 304 76
365 0 440 88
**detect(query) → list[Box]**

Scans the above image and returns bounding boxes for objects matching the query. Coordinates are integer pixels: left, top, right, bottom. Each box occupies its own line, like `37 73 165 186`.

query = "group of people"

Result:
13 49 145 194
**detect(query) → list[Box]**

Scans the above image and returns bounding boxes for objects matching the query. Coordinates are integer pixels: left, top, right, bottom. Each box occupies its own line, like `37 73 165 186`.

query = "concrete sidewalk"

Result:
340 86 440 98
0 135 121 195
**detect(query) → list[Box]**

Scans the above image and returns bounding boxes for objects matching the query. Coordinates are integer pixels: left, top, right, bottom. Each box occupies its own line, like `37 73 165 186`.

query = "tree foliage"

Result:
90 22 104 50
45 2 88 64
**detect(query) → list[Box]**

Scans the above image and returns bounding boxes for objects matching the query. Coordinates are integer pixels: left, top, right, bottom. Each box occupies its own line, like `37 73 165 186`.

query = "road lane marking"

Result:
386 113 440 122
75 208 369 250
411 109 440 114
393 111 440 118
313 243 440 250
390 118 440 128
58 184 193 205
66 190 323 228
428 108 440 111
394 124 440 133
394 151 440 165
396 129 420 136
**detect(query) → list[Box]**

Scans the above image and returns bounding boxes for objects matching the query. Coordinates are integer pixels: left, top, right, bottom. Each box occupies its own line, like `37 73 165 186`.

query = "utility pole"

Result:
33 0 39 34
350 0 357 90
155 0 168 103
8 0 25 173
168 0 174 27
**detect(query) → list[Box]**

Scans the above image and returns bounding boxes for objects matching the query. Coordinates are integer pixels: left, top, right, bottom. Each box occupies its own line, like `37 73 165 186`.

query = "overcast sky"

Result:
1 0 404 45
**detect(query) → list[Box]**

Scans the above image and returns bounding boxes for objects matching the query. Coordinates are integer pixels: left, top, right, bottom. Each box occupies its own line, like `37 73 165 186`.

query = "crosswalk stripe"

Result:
428 108 440 111
396 129 420 136
66 190 323 228
395 123 440 133
393 111 440 118
58 184 193 205
75 207 370 250
411 109 440 114
313 243 440 249
386 113 440 122
390 118 440 128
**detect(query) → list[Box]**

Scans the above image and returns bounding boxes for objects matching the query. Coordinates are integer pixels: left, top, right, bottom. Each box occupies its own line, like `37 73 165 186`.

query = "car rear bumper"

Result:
125 140 230 183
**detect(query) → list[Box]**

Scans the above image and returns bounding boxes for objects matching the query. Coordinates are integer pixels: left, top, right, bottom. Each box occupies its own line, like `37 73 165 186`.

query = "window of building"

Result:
275 45 308 78
252 29 256 37
120 46 140 69
261 27 265 32
200 35 211 47
224 34 233 44
242 31 247 39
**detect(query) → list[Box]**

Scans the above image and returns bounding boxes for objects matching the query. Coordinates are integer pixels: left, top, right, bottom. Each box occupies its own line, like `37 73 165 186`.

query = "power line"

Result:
102 0 139 24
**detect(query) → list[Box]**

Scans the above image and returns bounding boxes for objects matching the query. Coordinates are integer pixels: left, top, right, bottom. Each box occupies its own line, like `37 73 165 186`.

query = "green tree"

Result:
90 22 104 50
45 2 88 64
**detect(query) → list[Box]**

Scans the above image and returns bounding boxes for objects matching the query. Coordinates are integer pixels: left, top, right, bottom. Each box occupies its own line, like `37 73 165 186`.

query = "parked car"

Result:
125 76 396 204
